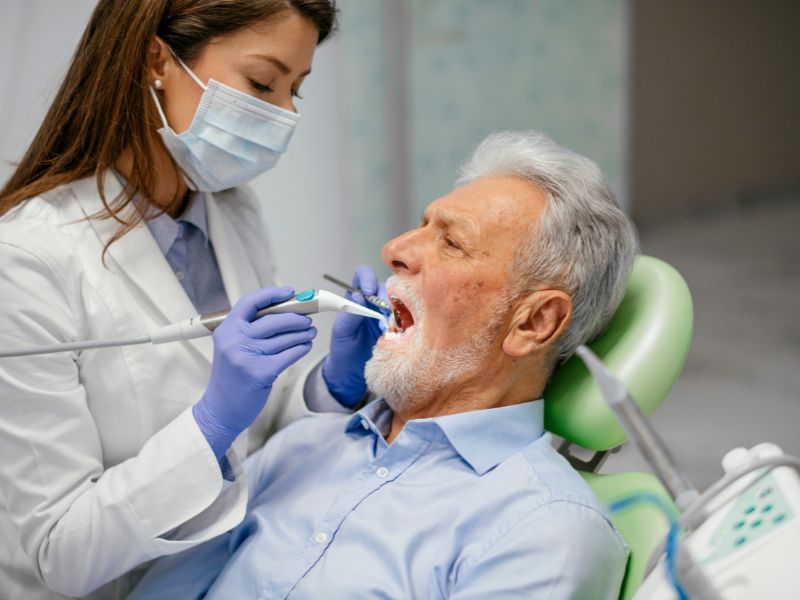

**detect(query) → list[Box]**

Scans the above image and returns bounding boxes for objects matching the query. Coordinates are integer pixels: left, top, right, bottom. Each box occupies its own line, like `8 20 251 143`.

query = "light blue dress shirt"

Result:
131 399 628 599
144 192 230 315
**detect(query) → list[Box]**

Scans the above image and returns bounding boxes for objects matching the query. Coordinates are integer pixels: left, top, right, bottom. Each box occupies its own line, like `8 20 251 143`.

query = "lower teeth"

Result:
384 330 404 340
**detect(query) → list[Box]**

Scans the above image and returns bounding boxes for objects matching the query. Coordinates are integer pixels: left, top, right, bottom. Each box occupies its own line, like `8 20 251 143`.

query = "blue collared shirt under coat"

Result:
144 192 230 315
131 399 628 599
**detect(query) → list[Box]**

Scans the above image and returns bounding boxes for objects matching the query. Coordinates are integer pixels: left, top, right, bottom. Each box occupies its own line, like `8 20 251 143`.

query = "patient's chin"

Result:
364 345 424 409
365 335 492 414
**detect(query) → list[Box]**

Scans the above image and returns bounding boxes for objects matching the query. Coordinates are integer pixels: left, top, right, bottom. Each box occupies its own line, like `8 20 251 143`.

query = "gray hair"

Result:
456 130 639 363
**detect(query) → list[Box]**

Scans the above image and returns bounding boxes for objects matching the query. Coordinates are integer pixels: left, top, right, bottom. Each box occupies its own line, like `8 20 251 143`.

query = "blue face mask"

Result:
149 53 300 192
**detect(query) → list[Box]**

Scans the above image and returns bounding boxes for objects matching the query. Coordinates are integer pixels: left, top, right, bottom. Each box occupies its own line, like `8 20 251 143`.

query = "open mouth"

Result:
384 295 416 340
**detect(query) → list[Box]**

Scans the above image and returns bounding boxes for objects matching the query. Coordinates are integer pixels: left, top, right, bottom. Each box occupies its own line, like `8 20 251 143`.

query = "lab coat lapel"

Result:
205 191 262 307
72 173 212 362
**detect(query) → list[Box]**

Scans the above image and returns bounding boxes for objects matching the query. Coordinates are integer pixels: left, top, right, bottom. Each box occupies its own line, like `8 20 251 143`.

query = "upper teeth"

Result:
392 308 404 332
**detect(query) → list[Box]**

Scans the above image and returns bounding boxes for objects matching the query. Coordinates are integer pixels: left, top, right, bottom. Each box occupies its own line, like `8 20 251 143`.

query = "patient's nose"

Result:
382 229 421 275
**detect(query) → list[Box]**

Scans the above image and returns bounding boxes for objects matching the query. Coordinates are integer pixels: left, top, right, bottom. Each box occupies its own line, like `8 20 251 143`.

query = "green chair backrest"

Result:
582 471 678 600
543 255 693 598
544 255 694 451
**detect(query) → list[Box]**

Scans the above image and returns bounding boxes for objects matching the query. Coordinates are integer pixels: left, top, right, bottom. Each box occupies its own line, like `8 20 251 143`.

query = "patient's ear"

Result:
502 290 572 358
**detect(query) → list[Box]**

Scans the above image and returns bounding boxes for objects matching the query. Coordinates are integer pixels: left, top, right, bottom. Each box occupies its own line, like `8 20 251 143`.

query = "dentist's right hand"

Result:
193 287 317 459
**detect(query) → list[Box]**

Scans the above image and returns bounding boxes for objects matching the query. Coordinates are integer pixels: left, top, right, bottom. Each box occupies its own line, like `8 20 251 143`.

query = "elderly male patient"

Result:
131 131 638 599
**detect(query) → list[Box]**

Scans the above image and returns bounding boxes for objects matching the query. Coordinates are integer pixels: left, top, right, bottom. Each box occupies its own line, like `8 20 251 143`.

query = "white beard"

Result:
365 282 506 415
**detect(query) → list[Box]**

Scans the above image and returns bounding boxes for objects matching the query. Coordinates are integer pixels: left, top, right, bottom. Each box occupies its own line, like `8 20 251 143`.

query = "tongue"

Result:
399 304 414 331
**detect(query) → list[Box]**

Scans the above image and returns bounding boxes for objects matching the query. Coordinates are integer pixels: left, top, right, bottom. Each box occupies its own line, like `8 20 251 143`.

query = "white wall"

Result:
0 1 351 352
0 1 96 185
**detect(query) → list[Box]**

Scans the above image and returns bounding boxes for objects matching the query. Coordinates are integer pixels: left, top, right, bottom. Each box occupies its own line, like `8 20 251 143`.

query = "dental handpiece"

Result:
151 288 386 343
0 289 387 357
322 273 391 312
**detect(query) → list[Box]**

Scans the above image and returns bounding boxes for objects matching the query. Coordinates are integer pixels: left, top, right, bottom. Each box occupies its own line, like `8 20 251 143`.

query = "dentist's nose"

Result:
268 93 297 113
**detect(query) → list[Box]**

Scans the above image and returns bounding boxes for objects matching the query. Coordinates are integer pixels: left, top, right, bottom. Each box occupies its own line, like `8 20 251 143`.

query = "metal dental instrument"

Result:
0 289 387 358
322 273 391 312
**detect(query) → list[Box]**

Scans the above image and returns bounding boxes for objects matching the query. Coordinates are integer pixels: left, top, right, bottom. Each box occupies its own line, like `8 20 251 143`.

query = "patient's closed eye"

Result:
445 236 461 250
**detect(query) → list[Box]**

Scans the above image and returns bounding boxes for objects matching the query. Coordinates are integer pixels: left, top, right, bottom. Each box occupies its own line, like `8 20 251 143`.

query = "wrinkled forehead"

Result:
427 175 547 237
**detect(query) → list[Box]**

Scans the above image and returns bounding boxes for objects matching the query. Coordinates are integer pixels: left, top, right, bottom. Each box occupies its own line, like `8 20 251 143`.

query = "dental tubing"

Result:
0 289 387 357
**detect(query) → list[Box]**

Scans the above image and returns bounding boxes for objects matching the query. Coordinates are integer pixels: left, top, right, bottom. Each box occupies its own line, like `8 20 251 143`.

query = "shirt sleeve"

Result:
303 358 355 415
445 500 628 600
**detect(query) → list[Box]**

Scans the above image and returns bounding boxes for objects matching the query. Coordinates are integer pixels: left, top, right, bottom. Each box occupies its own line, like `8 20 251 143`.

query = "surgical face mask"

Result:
149 52 300 192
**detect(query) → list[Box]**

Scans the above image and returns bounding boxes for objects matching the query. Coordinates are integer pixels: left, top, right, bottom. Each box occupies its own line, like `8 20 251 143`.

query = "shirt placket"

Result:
266 430 435 600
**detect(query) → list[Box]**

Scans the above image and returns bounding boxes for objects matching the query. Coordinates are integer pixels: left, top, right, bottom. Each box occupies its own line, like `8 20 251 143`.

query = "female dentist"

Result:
0 1 382 598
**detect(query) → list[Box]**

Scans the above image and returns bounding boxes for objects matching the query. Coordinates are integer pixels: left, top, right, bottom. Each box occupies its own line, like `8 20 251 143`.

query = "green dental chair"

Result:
543 255 693 600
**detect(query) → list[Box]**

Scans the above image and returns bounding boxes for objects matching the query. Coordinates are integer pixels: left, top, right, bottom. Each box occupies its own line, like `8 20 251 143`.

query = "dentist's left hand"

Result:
323 266 387 407
193 286 317 459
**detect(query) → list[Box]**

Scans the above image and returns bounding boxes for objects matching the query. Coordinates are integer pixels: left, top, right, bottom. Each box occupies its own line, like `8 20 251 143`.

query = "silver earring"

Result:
154 79 163 89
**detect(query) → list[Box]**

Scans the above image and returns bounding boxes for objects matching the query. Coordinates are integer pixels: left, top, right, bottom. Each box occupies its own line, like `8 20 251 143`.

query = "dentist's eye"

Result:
249 78 274 94
291 89 304 100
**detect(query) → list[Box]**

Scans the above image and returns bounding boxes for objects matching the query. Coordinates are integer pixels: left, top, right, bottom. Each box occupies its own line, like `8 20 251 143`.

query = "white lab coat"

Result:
0 172 321 599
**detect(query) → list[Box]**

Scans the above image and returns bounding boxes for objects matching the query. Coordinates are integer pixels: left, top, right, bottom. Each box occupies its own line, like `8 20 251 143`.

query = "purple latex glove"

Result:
193 286 317 459
323 266 388 407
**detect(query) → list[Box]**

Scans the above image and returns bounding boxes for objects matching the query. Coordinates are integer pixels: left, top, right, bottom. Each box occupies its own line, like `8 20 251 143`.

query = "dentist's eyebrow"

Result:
247 53 312 77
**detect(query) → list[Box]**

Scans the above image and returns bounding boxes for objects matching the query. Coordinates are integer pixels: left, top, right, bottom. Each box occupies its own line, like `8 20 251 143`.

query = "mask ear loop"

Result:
148 47 208 191
148 86 171 129
147 47 208 129
147 85 199 190
169 48 208 91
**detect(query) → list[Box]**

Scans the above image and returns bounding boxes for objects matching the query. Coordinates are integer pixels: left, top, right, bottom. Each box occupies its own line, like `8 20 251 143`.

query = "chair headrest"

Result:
543 255 693 451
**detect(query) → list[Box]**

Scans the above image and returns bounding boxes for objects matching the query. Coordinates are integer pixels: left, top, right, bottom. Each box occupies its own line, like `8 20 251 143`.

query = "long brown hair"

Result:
0 0 337 250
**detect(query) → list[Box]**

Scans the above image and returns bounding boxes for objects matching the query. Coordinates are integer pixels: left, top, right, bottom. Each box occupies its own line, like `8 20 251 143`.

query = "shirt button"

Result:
314 532 328 544
376 466 389 478
361 419 369 430
175 271 185 281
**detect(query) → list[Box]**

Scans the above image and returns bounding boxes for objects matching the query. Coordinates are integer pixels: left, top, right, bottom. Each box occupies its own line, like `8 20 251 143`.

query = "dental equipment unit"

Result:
576 345 800 600
0 289 387 357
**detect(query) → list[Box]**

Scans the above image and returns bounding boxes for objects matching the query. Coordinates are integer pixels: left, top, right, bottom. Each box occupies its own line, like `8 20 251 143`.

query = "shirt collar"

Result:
148 193 209 254
177 192 210 240
431 400 544 474
346 399 545 475
346 399 394 438
110 169 209 253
